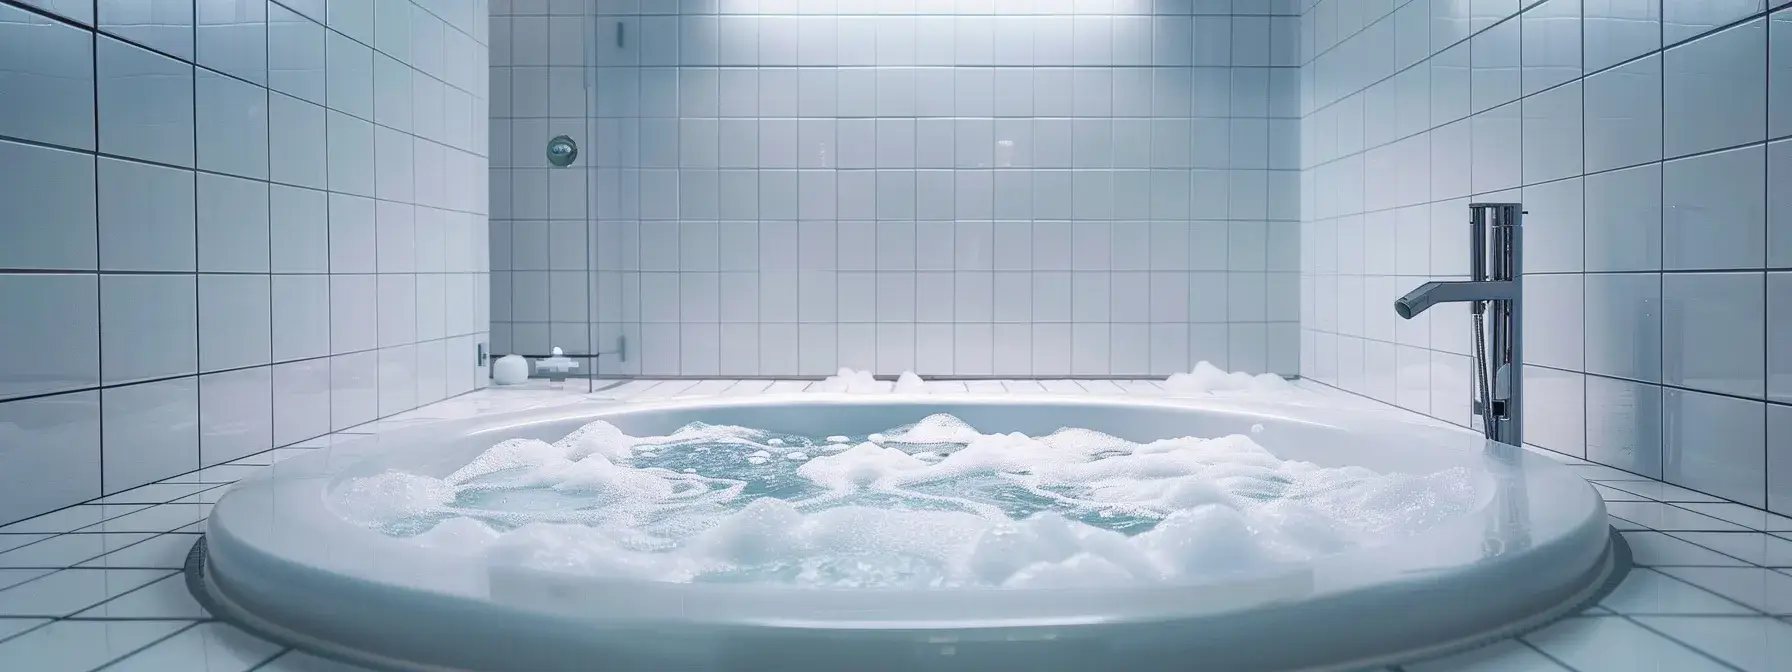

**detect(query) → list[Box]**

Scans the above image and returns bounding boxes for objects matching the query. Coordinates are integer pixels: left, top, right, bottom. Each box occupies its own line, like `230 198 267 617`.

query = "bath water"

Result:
338 414 1477 589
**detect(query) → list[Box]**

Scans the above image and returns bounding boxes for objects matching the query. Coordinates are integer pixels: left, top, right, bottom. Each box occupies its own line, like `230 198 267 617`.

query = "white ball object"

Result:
491 354 530 385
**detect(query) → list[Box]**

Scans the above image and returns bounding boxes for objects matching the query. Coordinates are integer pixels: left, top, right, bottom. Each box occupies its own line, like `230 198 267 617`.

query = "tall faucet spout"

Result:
1393 281 1517 320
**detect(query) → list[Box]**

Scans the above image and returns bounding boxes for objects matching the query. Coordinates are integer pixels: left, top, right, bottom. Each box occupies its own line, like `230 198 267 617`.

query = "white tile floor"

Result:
2 379 1791 671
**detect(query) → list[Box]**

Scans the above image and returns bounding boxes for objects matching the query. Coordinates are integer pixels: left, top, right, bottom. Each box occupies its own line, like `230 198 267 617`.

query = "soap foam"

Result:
346 415 1478 589
809 368 931 394
1162 361 1299 396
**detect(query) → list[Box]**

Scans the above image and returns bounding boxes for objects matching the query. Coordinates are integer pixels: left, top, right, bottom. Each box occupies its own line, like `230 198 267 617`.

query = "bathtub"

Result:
193 394 1621 672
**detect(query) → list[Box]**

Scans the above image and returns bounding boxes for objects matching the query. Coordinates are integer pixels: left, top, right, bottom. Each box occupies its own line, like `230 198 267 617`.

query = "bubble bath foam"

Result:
337 413 1478 589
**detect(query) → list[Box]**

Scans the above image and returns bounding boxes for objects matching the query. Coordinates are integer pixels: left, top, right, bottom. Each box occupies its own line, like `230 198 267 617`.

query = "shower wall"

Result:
0 0 491 525
1297 0 1792 513
492 0 1303 378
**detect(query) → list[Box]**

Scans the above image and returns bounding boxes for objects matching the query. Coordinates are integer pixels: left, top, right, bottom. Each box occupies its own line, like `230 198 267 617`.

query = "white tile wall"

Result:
1301 0 1792 514
0 0 491 525
491 1 1302 377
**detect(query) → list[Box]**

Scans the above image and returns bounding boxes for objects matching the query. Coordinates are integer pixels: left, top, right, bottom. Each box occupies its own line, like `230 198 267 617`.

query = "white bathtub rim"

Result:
199 394 1615 670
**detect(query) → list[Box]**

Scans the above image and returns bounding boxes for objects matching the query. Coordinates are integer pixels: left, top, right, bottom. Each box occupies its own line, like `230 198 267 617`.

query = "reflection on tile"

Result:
162 464 267 485
0 536 48 555
1773 403 1792 516
1606 501 1750 531
1661 147 1768 271
77 534 199 570
70 574 208 619
102 622 282 672
1595 484 1651 502
1662 389 1767 507
93 484 217 505
0 533 154 569
1599 568 1755 614
256 649 379 671
1622 531 1752 567
1661 273 1766 398
1584 273 1662 382
1671 503 1792 532
1526 615 1731 671
1669 532 1792 567
1633 616 1792 672
1584 376 1664 479
0 619 188 671
0 569 53 591
78 504 210 534
1662 18 1768 158
1571 463 1655 481
1404 638 1568 671
0 389 103 526
0 505 149 535
1657 567 1792 614
0 568 171 617
1601 480 1725 503
0 617 47 643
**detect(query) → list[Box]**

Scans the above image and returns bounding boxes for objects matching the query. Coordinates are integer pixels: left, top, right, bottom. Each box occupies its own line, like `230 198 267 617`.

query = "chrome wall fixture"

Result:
546 135 578 167
1394 203 1525 446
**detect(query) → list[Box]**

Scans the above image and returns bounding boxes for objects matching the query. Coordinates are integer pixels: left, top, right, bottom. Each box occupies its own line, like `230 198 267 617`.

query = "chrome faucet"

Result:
1393 203 1524 446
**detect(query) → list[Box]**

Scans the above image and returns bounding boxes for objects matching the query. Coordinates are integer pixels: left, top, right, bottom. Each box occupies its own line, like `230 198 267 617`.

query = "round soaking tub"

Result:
192 395 1621 672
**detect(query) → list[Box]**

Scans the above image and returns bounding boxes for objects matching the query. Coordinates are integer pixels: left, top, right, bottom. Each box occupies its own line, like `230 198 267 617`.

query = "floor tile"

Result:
1039 380 1089 393
921 380 968 393
1573 464 1656 481
93 484 220 505
1524 446 1591 465
0 534 50 554
1598 481 1725 503
719 380 774 396
965 380 1008 394
72 574 209 619
161 465 267 484
584 379 662 399
0 505 152 534
1115 380 1166 395
255 649 381 671
1656 567 1792 615
341 418 442 435
1670 503 1792 532
226 448 297 466
283 435 364 449
679 380 741 395
171 488 232 504
101 622 282 672
0 533 156 568
78 534 201 569
0 617 48 643
0 568 54 591
630 380 702 400
1598 568 1755 615
0 620 190 672
1621 532 1752 567
78 504 211 534
1594 484 1651 502
1668 532 1792 567
1403 638 1570 671
1002 380 1048 393
1633 616 1792 672
1608 515 1647 531
761 380 812 393
0 568 173 617
1079 380 1128 394
1524 615 1733 671
1605 501 1751 531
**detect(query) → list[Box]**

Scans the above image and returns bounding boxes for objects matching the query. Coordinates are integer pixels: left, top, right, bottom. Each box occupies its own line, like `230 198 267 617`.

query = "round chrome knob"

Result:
545 135 578 167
